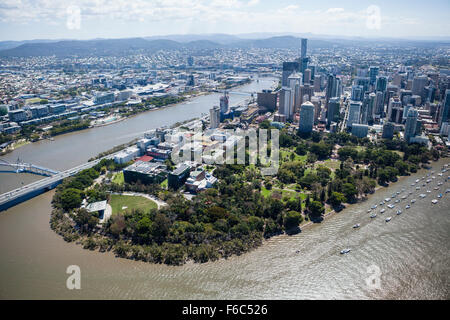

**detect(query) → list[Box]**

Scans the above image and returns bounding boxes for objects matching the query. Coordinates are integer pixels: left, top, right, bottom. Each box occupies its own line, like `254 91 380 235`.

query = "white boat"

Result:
371 205 377 209
370 213 377 218
386 217 392 222
340 248 351 254
353 224 360 229
401 195 407 199
395 199 400 203
405 205 410 209
434 187 439 190
437 193 442 198
387 204 395 209
445 189 450 194
411 199 416 203
379 201 384 205
396 210 402 215
432 199 438 204
385 198 391 202
415 179 420 183
411 183 415 186
380 208 386 213
438 182 443 186
367 209 372 213
420 194 426 198
416 187 421 190
427 190 431 193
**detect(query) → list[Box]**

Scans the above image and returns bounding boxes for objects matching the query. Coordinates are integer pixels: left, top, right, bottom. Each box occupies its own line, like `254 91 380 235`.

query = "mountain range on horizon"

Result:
0 33 449 58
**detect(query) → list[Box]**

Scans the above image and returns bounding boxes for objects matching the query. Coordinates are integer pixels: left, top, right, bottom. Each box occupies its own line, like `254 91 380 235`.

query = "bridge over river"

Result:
0 159 103 211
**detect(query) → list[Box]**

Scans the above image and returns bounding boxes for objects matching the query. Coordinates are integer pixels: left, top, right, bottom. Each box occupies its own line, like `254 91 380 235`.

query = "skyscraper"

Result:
209 106 220 129
412 75 428 98
279 87 293 121
282 61 300 87
404 108 418 143
382 122 395 139
369 66 379 86
301 38 307 59
347 101 362 129
376 76 388 92
299 101 315 133
439 89 450 126
220 91 229 117
387 97 403 123
327 97 340 125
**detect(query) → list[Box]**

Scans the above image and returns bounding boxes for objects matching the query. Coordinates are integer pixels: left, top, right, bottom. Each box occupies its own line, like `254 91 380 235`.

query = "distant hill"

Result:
0 34 448 58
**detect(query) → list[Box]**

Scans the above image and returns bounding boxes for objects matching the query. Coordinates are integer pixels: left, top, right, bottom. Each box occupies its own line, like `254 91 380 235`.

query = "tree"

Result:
151 213 171 244
329 192 347 207
308 201 324 218
73 208 99 233
342 183 357 202
60 188 83 211
283 211 303 231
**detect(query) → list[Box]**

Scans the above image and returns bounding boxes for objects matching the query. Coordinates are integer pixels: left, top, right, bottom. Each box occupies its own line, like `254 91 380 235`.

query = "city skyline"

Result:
0 0 449 41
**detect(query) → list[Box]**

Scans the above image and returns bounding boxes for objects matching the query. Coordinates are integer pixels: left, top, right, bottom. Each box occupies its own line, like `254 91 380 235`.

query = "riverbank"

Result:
296 158 448 233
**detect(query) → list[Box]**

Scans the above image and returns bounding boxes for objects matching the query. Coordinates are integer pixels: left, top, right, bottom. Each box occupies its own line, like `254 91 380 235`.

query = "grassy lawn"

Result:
280 148 307 163
109 194 157 215
160 178 168 189
261 186 307 202
112 171 124 185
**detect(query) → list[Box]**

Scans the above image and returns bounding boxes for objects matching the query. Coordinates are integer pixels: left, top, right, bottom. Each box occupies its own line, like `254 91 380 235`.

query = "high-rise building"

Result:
299 84 314 106
369 66 379 86
351 85 364 101
376 76 388 92
375 91 385 117
220 91 229 115
257 90 277 112
351 124 369 138
314 75 322 92
288 72 303 110
304 68 312 84
301 38 308 59
412 75 428 99
299 101 315 133
367 92 377 125
387 97 403 123
439 89 450 126
282 62 300 87
325 74 339 110
279 87 294 121
404 108 418 143
327 97 340 125
347 101 362 129
209 106 220 129
382 122 395 139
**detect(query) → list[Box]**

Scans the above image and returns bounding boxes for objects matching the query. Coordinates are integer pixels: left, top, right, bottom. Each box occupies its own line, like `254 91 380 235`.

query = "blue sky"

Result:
0 0 449 41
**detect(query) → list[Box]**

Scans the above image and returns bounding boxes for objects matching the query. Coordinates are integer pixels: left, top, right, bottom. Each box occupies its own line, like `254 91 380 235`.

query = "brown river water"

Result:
0 78 449 299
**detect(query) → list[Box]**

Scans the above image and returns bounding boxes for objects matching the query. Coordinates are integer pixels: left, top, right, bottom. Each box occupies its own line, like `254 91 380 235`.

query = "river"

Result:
0 78 449 299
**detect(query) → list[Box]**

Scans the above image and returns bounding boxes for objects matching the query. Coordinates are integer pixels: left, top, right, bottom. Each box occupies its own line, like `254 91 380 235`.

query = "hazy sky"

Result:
0 0 449 41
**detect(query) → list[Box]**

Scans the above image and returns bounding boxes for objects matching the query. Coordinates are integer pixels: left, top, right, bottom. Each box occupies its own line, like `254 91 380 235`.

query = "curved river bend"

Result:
0 78 449 299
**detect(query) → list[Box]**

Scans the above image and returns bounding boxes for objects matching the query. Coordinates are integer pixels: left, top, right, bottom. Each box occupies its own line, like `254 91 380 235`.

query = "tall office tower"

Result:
311 96 321 123
298 101 315 133
375 91 385 116
376 76 388 92
354 77 370 93
308 65 316 80
279 87 294 121
209 106 220 129
367 92 377 125
402 104 413 122
369 66 379 86
424 85 436 102
282 61 300 87
314 75 322 92
299 84 314 105
351 85 364 101
301 38 308 59
347 101 362 129
220 91 229 115
327 97 340 125
360 93 370 125
412 75 428 98
325 74 339 110
300 57 309 75
387 97 403 123
288 72 302 110
304 68 312 84
400 89 413 106
439 89 450 126
404 108 418 143
382 122 395 139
